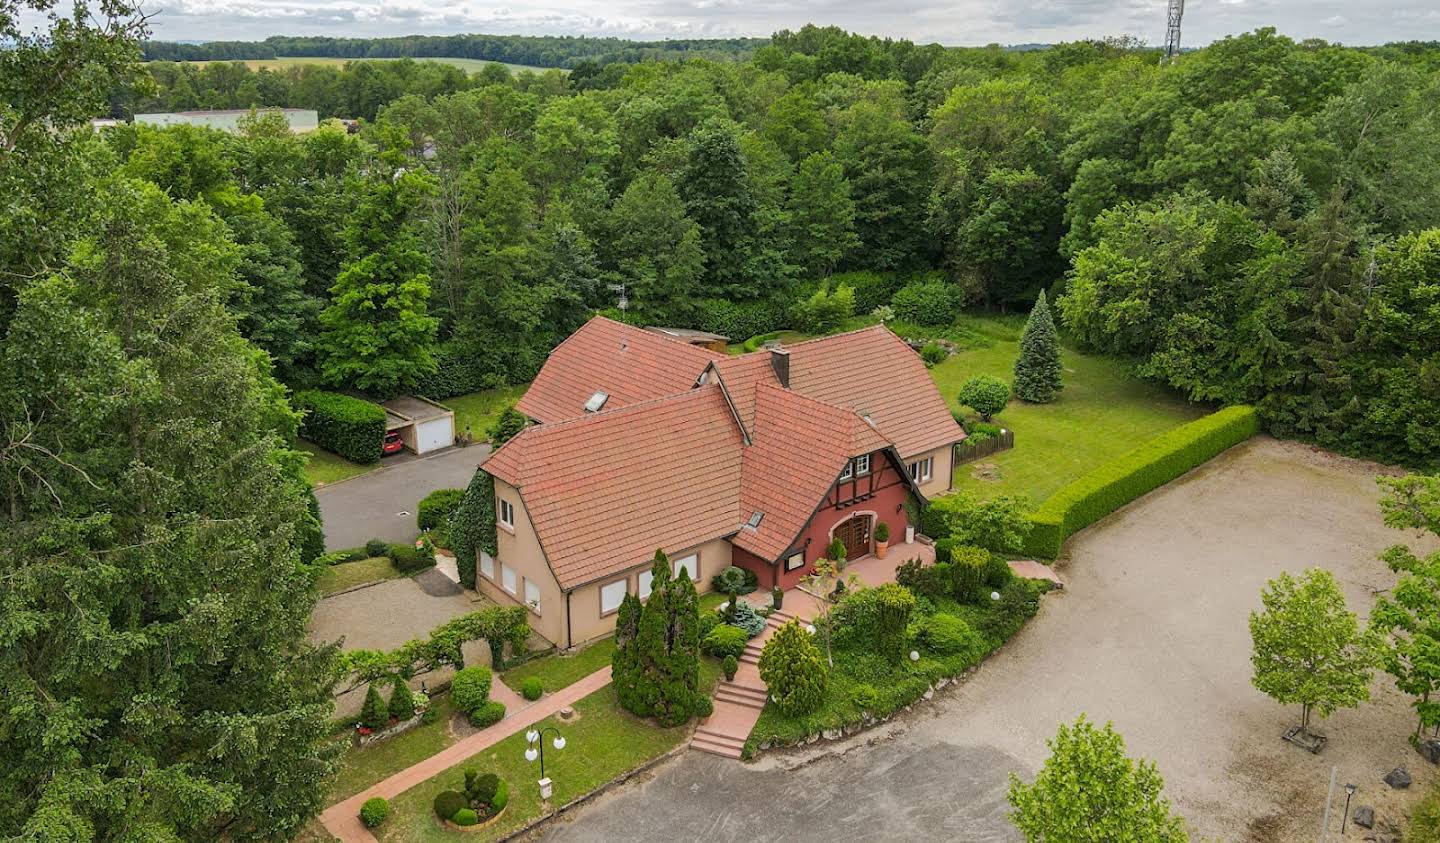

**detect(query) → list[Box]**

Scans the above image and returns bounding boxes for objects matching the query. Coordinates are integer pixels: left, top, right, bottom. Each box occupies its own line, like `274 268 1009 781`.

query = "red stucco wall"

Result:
731 452 913 590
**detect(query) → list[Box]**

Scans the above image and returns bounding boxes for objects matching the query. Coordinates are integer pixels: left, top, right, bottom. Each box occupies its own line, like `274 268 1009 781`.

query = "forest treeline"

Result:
141 33 768 67
104 26 1440 466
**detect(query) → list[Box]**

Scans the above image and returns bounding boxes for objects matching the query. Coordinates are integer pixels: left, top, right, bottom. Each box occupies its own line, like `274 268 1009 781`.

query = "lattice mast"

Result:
1163 0 1185 62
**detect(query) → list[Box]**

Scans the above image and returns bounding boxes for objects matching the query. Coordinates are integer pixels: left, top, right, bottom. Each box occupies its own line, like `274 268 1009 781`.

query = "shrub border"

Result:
1023 405 1260 559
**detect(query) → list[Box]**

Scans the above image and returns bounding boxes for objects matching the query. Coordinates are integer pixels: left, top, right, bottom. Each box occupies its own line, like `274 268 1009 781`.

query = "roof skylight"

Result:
584 391 609 412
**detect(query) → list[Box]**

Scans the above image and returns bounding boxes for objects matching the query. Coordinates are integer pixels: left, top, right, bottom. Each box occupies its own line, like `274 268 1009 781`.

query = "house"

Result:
379 396 455 455
476 316 966 648
644 326 731 353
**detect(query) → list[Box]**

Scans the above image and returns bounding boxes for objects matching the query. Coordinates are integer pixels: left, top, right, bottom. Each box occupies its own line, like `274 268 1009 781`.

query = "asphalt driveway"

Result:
542 438 1436 842
316 445 489 551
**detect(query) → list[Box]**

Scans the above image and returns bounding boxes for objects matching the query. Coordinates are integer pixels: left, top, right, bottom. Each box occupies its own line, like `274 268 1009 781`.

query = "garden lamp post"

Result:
525 727 566 800
1341 783 1356 835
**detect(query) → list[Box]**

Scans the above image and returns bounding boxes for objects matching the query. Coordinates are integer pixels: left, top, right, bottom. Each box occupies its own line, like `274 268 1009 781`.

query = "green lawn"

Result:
446 386 529 443
930 318 1205 504
329 693 465 802
500 639 615 695
376 686 688 842
316 557 401 596
298 439 375 487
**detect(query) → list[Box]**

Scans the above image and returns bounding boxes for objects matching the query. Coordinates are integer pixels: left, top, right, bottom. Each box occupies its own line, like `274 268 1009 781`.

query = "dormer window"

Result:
838 455 871 482
584 391 609 413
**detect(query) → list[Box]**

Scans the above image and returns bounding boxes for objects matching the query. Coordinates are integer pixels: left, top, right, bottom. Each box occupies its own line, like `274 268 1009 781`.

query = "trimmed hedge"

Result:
693 297 788 341
418 488 464 531
295 390 386 464
1023 405 1259 559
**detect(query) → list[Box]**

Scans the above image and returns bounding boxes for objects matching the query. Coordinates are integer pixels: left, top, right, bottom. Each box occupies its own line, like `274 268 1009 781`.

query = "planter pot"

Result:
875 540 888 559
905 525 915 544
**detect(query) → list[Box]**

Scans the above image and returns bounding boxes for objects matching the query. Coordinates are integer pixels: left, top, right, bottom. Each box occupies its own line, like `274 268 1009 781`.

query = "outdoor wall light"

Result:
991 591 1001 601
909 650 920 662
805 624 817 634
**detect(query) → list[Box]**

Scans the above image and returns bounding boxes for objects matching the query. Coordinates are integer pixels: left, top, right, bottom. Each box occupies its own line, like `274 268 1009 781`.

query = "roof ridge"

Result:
525 383 721 437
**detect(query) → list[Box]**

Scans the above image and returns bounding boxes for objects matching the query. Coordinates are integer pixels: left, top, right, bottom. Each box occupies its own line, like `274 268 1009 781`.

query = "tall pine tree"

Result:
1013 290 1063 403
613 550 702 726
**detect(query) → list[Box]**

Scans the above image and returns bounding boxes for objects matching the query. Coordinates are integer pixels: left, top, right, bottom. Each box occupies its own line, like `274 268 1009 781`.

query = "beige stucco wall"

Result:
482 478 730 649
906 443 955 498
479 479 567 646
565 536 731 647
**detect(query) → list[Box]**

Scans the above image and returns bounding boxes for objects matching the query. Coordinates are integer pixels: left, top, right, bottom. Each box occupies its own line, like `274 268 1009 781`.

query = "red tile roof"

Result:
515 316 723 424
483 386 745 590
732 383 893 560
712 325 965 458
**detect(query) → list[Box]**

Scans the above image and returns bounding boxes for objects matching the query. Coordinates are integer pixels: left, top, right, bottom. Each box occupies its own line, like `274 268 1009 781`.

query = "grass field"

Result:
329 692 465 802
500 639 616 695
170 57 560 74
445 385 528 442
931 317 1205 504
316 557 401 596
376 686 689 842
297 439 375 487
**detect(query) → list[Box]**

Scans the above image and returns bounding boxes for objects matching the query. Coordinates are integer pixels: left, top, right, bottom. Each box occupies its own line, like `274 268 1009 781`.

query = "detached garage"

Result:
380 396 455 455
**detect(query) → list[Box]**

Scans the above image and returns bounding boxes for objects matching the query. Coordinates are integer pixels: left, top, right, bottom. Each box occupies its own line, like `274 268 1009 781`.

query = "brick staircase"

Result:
690 606 805 759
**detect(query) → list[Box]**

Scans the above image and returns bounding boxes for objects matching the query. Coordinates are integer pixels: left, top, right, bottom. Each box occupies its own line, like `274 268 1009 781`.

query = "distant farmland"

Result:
166 56 564 74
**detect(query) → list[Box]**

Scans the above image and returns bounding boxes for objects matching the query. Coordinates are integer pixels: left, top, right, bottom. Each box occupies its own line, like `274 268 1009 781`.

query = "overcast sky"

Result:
130 0 1440 47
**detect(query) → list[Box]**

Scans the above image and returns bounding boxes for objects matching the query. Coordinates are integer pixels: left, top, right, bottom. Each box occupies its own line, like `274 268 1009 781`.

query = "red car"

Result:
382 431 405 456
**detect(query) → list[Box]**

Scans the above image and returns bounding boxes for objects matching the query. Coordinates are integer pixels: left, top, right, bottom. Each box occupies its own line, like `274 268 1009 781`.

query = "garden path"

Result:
691 541 936 759
319 666 611 843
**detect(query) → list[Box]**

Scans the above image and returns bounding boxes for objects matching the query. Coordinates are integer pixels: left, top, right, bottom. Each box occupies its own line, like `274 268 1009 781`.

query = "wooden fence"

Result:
954 428 1015 465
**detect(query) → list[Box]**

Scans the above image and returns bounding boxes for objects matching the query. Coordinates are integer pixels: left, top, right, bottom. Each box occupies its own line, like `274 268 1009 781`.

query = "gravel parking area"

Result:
542 437 1437 842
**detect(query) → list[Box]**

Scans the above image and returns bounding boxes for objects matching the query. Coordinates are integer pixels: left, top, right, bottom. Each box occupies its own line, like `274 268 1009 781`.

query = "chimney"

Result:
769 346 790 388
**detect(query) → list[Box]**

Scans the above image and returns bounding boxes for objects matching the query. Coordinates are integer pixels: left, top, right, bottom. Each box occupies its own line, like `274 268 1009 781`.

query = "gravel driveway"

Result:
542 438 1437 842
316 445 489 551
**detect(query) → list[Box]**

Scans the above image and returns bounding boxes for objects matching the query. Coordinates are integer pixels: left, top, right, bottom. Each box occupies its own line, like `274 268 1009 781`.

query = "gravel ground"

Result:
540 437 1437 842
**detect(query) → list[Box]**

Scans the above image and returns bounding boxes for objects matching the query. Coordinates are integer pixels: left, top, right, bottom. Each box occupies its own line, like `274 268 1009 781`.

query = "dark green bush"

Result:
1024 406 1260 558
979 581 1042 640
359 796 390 828
703 624 748 659
983 555 1013 588
722 654 738 680
467 771 500 805
387 675 416 721
487 407 527 445
520 676 543 701
470 699 506 727
826 270 903 314
711 565 758 595
388 542 436 573
918 614 982 655
451 808 479 827
958 375 1011 421
891 276 965 325
694 297 788 341
418 488 464 531
698 610 720 639
360 684 388 730
694 695 714 718
295 390 386 464
920 341 948 366
490 779 510 813
433 790 467 821
364 538 388 558
451 665 492 713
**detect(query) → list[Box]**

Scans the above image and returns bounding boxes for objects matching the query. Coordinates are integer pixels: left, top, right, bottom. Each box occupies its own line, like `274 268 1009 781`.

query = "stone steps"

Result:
714 681 767 710
690 726 746 759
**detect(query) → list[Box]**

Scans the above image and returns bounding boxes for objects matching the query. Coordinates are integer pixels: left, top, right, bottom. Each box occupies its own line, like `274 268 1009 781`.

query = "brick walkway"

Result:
320 666 612 843
690 541 934 759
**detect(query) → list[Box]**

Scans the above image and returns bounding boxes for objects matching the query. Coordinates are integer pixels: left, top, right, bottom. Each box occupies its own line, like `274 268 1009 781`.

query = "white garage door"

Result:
415 416 453 453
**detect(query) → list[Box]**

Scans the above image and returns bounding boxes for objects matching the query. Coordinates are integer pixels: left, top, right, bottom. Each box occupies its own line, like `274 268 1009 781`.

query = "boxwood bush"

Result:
702 624 748 659
1023 405 1259 558
451 665 492 713
433 790 467 821
359 797 390 828
520 676 543 701
295 390 387 464
470 699 506 727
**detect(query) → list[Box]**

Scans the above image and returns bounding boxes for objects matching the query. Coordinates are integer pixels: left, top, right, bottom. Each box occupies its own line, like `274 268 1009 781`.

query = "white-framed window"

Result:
853 454 871 476
600 579 627 615
672 553 698 582
785 552 805 572
498 498 515 530
909 457 934 484
839 461 853 481
638 569 654 600
479 551 495 580
501 563 517 595
524 578 541 614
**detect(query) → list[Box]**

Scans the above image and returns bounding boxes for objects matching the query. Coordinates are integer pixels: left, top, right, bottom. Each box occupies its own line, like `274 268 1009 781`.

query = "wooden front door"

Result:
833 514 871 561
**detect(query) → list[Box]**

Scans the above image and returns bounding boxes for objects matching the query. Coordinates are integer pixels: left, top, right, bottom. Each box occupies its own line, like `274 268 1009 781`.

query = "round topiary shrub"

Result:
694 695 714 718
433 790 467 822
702 624 747 659
958 375 1011 421
417 488 464 531
452 808 479 827
521 676 544 701
359 796 390 828
722 654 738 680
451 665 493 714
365 537 388 558
919 613 981 655
467 771 500 805
470 699 506 727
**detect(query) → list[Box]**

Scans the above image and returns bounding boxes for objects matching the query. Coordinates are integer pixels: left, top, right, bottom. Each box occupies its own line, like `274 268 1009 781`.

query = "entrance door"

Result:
833 514 871 561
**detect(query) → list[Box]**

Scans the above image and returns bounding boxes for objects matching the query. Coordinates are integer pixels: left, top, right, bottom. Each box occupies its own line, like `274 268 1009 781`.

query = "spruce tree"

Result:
361 685 389 730
1013 290 1063 403
616 550 702 724
611 590 649 715
660 567 703 726
388 675 416 721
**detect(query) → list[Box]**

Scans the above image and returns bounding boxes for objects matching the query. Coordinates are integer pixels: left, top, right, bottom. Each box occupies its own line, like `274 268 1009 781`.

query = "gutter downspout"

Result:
566 590 573 651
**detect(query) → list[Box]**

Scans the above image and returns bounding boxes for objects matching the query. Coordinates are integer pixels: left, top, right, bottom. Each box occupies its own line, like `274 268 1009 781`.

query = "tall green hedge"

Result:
452 470 497 589
1024 405 1260 559
295 390 387 464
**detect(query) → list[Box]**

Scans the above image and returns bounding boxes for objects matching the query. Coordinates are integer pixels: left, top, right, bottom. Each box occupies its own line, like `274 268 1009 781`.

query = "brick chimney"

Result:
769 346 790 388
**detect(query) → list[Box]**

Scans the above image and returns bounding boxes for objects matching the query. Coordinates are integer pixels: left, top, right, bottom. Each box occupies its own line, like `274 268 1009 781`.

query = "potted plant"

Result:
771 585 784 612
874 520 890 558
